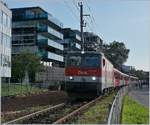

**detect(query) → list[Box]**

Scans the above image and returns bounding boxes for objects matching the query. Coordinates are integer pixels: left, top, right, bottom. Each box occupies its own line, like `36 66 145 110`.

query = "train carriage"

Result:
123 73 130 86
114 68 121 88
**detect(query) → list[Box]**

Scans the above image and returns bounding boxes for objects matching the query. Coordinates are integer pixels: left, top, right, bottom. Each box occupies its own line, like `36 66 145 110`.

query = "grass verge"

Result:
1 84 47 96
121 95 149 124
74 91 117 124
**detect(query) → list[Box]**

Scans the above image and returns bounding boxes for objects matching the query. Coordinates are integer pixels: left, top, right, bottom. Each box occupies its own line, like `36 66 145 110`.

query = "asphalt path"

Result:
128 85 149 108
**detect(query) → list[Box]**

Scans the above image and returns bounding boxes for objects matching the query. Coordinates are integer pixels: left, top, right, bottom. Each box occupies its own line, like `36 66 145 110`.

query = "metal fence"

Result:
35 67 65 82
107 86 128 124
35 66 65 90
1 67 65 96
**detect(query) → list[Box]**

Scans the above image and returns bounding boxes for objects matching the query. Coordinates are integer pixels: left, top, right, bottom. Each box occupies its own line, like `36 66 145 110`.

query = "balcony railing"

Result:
37 25 63 40
48 52 64 62
75 43 81 49
48 26 63 40
38 39 63 51
76 34 81 41
48 39 63 51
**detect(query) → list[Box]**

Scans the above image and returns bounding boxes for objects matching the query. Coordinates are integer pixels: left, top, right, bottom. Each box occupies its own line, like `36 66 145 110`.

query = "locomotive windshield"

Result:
83 56 99 67
68 56 81 66
67 54 100 67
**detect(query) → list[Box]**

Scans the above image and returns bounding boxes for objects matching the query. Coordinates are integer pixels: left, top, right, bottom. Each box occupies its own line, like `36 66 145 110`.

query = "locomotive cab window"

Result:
68 56 81 67
103 59 105 67
83 56 99 67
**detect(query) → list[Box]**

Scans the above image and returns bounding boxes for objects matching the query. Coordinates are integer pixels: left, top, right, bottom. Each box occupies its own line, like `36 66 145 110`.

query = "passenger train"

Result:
65 51 138 98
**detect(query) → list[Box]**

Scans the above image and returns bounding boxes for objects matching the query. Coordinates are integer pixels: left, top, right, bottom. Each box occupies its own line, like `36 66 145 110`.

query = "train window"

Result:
103 59 105 67
68 56 81 67
83 56 99 67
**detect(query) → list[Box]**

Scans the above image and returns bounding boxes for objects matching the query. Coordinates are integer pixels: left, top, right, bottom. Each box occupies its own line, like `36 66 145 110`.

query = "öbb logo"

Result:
78 70 88 75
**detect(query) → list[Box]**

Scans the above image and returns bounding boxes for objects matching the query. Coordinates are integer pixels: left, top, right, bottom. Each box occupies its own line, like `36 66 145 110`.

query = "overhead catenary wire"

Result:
71 0 80 19
63 0 103 39
72 0 80 12
63 0 80 22
72 0 95 33
84 0 98 27
84 0 104 39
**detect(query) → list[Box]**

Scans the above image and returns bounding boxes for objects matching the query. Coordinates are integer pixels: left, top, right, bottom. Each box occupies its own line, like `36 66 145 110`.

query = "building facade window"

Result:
3 12 7 26
1 33 11 47
1 11 11 28
0 54 1 66
2 54 11 67
0 33 2 44
0 2 12 79
7 15 11 28
0 10 2 24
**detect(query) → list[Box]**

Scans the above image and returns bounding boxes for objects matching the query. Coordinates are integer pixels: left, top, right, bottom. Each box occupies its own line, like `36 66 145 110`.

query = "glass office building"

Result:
62 28 81 52
62 28 81 65
11 7 64 67
0 1 12 84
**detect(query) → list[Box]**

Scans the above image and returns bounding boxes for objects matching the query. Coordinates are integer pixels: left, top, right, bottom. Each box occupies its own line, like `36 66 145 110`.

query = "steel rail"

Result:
53 96 102 124
5 103 65 124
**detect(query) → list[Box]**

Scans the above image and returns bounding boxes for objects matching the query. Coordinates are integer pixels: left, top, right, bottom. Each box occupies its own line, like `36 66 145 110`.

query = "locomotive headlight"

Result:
69 76 73 80
92 76 96 81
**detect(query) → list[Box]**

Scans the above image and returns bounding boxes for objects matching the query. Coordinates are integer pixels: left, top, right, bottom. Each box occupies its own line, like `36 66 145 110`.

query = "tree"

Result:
130 69 148 80
103 41 130 69
12 51 42 83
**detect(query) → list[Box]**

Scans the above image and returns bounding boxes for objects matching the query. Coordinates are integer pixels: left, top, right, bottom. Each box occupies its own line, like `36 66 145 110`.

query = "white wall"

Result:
0 1 12 78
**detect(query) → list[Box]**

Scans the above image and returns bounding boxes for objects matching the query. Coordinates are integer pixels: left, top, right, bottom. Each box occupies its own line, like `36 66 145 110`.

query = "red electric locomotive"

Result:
65 51 114 97
65 51 138 98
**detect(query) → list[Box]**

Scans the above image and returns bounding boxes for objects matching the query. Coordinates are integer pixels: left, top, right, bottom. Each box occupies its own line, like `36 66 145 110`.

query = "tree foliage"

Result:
134 70 145 80
130 69 148 80
103 41 130 69
12 52 42 83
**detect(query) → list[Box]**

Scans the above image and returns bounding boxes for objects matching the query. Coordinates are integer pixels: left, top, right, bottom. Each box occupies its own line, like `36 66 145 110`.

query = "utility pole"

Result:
79 2 84 51
78 2 90 52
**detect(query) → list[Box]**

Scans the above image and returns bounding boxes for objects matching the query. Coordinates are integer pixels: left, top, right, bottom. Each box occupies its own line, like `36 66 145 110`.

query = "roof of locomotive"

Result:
114 68 138 79
67 51 104 56
67 51 114 67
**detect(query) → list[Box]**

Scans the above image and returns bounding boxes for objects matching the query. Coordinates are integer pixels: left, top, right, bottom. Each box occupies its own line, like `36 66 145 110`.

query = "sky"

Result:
3 0 150 71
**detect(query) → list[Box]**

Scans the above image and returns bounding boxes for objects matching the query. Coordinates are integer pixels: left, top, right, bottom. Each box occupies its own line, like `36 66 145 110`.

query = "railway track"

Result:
53 96 103 124
22 101 87 124
5 103 65 124
5 91 116 124
5 101 88 124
